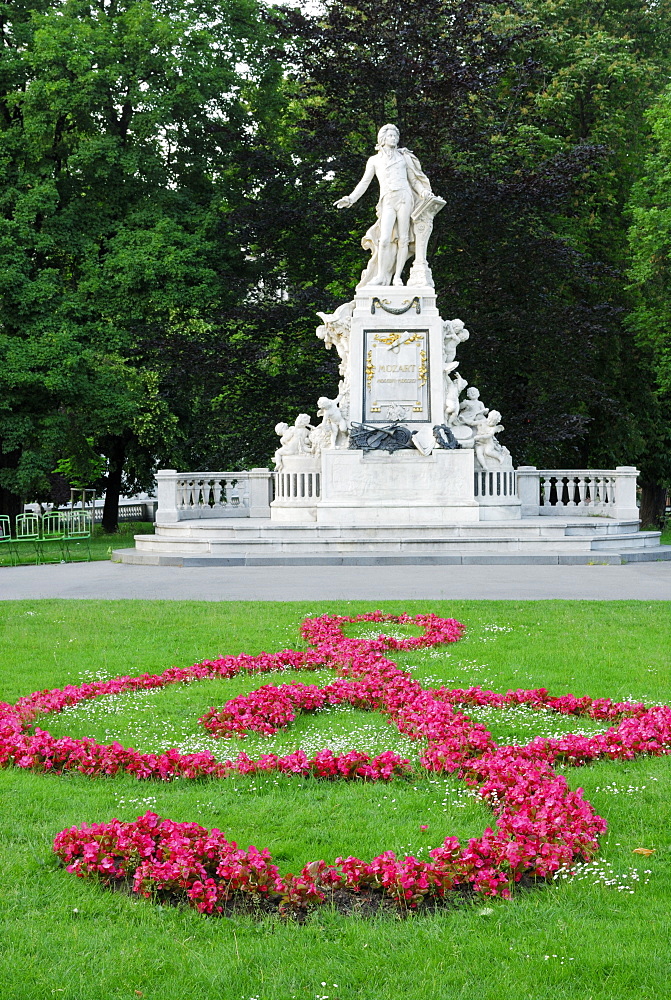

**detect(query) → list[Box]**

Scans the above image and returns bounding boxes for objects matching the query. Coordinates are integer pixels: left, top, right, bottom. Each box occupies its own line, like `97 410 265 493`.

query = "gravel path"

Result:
0 559 669 601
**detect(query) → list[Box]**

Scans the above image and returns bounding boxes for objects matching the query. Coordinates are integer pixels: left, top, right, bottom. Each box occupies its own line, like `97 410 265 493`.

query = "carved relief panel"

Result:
363 329 430 423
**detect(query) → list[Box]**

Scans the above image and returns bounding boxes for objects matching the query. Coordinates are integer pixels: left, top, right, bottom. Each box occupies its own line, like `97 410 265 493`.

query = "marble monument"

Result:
271 125 519 525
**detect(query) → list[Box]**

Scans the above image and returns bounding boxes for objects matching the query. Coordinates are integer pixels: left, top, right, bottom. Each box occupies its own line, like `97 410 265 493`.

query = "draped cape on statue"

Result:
358 147 434 287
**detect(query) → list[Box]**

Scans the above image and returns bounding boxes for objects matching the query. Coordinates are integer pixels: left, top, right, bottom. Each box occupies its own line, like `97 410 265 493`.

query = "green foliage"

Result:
53 436 106 490
0 0 281 508
628 85 671 393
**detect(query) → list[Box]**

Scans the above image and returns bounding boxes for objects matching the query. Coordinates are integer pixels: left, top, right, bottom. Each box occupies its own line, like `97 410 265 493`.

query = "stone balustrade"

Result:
155 465 639 524
473 468 517 503
155 469 272 522
516 466 639 520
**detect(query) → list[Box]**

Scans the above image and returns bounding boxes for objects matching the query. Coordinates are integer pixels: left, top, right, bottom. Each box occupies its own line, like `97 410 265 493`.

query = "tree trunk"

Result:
639 479 667 529
101 437 127 533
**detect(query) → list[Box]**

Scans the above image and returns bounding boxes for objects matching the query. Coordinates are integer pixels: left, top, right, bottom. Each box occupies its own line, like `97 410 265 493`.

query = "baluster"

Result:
577 476 587 508
564 476 575 508
604 476 613 506
212 480 222 508
595 476 604 506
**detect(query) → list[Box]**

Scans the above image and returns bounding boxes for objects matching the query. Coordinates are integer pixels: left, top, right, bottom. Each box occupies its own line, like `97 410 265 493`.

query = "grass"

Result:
0 521 154 567
0 600 670 1000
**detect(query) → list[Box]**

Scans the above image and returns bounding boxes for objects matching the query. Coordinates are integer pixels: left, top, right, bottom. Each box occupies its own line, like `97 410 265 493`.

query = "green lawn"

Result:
0 600 669 1000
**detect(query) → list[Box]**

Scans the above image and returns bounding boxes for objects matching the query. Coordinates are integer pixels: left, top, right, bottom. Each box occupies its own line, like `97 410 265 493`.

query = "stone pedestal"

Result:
271 455 321 523
317 449 479 525
269 282 521 526
348 284 443 430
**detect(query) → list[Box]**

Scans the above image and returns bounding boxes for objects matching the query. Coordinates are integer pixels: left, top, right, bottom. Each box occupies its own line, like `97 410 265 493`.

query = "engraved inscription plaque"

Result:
363 328 430 423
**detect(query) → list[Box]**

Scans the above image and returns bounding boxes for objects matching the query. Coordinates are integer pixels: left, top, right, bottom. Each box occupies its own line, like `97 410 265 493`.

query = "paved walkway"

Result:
0 559 669 600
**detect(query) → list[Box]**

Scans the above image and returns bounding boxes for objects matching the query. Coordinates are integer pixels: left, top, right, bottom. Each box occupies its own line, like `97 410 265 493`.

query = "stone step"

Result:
153 517 642 541
113 547 671 567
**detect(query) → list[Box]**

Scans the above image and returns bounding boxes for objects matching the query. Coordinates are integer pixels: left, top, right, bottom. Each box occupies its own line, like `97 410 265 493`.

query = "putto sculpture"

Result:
335 123 445 287
273 414 314 470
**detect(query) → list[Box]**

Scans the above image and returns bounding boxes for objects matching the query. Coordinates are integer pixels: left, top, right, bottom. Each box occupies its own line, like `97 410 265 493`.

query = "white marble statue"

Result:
334 123 444 287
443 319 470 364
444 368 468 425
311 396 348 453
474 410 512 469
316 301 353 377
456 386 488 428
273 414 314 469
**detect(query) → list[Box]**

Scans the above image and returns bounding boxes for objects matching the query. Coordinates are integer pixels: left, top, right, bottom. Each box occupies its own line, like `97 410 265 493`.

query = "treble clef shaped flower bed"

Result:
2 612 671 918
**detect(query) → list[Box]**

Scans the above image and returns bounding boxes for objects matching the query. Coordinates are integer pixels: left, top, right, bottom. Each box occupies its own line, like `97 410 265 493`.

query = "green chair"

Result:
0 515 13 566
13 513 41 564
39 511 67 564
64 509 93 562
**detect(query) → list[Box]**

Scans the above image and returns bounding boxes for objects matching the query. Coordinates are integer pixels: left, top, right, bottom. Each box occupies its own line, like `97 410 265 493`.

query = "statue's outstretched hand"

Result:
334 195 352 209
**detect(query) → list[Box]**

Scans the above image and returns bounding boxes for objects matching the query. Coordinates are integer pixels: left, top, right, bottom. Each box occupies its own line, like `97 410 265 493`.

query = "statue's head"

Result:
467 387 480 400
376 123 400 149
488 409 501 424
295 413 311 428
274 421 289 436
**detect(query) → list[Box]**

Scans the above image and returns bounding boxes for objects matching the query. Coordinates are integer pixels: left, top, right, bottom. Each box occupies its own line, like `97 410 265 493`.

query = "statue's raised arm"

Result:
333 123 446 288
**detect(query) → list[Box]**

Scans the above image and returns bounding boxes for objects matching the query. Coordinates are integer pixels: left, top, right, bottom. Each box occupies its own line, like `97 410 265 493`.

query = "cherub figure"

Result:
444 370 468 425
311 396 348 453
474 410 512 469
442 319 470 365
456 386 489 429
272 414 314 469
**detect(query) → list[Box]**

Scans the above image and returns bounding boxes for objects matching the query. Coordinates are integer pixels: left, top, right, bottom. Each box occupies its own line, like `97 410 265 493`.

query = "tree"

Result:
626 84 671 525
0 0 278 528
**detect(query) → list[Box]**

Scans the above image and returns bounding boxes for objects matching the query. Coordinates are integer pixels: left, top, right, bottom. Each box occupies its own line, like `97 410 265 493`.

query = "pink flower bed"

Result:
2 612 670 916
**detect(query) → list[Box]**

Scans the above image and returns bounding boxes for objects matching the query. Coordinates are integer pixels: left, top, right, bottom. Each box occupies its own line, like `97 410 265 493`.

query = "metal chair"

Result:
64 509 93 562
13 513 41 564
0 515 13 566
39 511 67 563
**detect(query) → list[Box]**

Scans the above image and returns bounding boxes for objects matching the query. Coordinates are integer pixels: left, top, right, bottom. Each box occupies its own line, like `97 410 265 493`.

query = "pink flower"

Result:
5 609 663 916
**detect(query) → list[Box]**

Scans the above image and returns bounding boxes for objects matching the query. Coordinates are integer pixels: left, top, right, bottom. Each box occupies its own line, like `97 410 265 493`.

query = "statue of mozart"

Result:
334 123 443 287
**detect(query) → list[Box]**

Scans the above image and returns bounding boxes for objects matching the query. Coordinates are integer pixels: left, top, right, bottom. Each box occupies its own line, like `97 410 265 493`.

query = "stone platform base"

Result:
113 516 670 566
